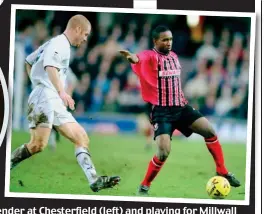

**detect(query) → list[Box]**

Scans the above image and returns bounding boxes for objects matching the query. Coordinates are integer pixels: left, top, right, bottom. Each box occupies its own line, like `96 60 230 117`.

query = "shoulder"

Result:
49 35 70 53
137 49 157 61
139 49 155 56
170 51 178 58
51 34 65 44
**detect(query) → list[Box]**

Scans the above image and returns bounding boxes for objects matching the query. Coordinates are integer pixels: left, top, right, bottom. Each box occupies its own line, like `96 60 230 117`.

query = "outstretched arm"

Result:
119 50 139 64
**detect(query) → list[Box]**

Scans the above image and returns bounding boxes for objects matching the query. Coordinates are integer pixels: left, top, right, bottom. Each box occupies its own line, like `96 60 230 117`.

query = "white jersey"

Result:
26 34 71 93
25 34 77 129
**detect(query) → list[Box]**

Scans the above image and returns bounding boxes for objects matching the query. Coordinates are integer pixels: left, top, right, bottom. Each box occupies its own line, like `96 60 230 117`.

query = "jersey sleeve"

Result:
136 50 153 64
43 41 64 70
131 50 153 75
25 49 39 66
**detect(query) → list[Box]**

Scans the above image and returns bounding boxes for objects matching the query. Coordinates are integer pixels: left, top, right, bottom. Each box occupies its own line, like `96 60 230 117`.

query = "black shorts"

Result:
146 104 203 140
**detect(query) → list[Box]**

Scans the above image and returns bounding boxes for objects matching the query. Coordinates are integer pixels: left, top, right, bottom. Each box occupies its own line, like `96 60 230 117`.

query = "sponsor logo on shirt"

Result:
159 69 181 77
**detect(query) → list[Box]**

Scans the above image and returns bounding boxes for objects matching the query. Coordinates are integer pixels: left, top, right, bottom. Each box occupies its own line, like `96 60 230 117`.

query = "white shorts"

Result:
27 85 76 129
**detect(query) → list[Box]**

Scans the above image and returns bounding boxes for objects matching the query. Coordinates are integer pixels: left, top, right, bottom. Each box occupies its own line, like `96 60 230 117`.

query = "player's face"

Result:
154 31 173 54
75 26 91 47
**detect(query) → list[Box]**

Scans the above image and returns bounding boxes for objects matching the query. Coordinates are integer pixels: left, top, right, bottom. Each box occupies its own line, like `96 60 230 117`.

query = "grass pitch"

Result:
9 131 247 200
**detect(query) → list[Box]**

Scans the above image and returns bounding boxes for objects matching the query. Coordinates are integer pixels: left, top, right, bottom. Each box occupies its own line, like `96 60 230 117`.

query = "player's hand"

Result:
119 50 138 63
58 91 75 110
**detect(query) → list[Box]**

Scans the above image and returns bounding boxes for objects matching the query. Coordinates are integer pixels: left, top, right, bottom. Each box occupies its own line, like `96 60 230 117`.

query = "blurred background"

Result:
13 9 252 143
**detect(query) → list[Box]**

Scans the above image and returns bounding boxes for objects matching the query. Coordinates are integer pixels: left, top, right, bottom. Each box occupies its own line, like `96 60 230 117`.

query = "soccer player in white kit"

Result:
10 15 120 192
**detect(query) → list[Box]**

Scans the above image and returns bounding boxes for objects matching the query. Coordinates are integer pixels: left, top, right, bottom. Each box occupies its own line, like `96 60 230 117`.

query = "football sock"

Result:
48 129 57 150
205 136 228 175
141 155 166 187
11 144 32 166
75 147 98 185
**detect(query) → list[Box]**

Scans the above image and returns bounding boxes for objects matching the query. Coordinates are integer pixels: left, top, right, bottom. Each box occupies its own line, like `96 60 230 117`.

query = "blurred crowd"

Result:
15 11 251 120
185 28 250 120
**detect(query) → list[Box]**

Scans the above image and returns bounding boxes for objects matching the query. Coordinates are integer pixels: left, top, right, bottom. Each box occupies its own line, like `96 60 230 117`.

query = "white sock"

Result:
75 147 98 185
48 130 57 150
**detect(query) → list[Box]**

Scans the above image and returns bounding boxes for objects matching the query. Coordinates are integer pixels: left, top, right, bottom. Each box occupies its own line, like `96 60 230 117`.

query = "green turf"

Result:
9 131 247 200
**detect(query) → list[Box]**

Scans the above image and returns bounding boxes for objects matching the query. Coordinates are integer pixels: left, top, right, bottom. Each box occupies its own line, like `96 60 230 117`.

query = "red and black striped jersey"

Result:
131 48 188 107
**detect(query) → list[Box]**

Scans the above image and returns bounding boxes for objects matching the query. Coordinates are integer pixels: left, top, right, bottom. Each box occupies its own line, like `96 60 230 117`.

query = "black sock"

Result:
11 144 32 167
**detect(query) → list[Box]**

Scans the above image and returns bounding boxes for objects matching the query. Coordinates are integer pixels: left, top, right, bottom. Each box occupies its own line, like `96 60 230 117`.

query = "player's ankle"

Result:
216 169 228 176
141 181 150 187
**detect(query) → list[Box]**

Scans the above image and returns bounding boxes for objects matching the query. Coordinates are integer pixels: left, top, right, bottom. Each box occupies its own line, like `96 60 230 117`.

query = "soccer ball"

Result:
206 176 231 199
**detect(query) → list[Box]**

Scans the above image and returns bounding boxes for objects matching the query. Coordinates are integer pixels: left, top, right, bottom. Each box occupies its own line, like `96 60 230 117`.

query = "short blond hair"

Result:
66 14 91 31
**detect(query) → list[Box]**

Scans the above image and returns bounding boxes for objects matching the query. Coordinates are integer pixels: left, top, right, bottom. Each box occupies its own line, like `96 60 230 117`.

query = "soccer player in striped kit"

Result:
120 25 241 195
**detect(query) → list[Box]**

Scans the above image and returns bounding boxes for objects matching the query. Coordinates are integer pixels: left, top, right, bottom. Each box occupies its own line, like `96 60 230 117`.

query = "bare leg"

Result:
189 117 216 138
11 127 51 169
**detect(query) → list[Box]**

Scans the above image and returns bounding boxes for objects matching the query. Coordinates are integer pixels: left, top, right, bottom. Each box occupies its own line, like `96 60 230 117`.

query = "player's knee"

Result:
158 134 170 143
157 134 171 161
